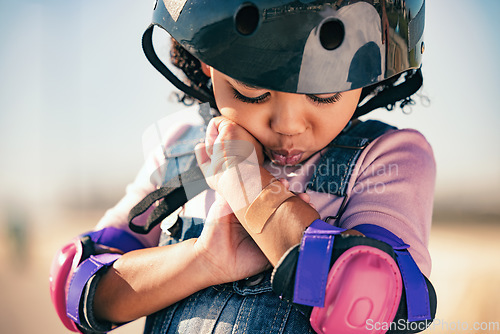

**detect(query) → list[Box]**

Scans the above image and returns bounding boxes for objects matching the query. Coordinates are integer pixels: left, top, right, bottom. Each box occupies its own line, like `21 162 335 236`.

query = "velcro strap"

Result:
66 253 121 324
85 227 145 253
395 250 431 321
352 224 409 250
353 224 431 321
293 219 345 306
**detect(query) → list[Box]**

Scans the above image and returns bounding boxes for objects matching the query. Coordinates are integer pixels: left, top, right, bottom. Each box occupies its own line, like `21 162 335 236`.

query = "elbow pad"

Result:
49 227 144 332
271 220 437 334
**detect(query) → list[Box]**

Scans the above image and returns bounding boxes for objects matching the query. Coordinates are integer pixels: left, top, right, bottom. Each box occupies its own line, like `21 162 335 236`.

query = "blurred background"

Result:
0 0 499 333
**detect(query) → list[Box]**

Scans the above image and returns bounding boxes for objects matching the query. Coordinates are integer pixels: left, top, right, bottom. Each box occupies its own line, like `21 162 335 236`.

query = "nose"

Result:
270 101 307 136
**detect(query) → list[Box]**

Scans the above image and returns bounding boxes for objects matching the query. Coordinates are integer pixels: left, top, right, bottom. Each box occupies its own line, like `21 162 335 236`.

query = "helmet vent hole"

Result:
319 19 345 50
235 3 260 36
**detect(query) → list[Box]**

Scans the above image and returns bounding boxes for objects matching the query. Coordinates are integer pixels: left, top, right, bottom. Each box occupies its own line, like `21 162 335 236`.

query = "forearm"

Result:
220 166 319 266
247 196 319 266
93 239 217 324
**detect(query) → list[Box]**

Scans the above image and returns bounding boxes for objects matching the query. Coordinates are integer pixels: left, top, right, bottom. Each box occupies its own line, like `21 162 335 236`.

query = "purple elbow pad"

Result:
50 227 145 330
65 227 146 324
293 219 346 306
84 226 146 253
66 253 121 324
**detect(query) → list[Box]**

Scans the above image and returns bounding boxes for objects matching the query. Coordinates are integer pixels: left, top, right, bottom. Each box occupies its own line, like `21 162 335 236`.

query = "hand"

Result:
194 195 271 284
195 116 264 193
277 178 316 210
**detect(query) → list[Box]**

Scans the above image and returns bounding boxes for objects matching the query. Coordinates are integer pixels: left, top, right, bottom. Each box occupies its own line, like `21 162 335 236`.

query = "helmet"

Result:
143 0 424 108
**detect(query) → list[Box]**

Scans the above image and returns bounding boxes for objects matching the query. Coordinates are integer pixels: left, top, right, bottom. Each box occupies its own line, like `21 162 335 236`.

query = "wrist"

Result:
191 238 231 286
251 197 319 265
218 165 275 215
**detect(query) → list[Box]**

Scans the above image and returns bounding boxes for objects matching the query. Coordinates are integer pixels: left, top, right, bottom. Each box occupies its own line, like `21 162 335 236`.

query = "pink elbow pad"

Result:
49 236 86 332
49 227 144 332
272 220 436 334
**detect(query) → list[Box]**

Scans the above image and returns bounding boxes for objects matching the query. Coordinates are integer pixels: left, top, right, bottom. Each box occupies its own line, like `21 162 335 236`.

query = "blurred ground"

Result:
0 208 499 334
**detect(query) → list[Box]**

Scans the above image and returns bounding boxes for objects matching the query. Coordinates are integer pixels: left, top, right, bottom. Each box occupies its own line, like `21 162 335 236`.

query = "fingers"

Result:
296 192 311 204
93 244 124 255
340 229 365 237
195 142 210 166
205 117 221 156
277 178 316 210
277 178 290 189
205 116 238 156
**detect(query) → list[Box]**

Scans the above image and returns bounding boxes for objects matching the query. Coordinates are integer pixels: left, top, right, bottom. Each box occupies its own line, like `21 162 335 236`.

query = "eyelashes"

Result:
306 93 342 105
232 88 270 104
232 87 342 105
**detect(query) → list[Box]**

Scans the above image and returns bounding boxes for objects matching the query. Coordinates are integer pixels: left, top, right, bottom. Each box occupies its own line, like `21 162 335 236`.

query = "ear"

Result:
200 62 211 77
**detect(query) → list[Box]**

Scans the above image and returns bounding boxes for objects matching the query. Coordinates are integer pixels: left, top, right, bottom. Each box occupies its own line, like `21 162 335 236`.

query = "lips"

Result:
270 149 304 166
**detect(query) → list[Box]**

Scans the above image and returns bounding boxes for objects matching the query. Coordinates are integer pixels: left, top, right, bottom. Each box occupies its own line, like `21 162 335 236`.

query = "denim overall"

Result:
144 106 395 334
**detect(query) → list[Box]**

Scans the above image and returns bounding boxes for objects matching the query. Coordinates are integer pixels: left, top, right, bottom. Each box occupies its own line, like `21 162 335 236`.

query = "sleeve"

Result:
69 121 198 332
93 121 196 248
339 128 436 277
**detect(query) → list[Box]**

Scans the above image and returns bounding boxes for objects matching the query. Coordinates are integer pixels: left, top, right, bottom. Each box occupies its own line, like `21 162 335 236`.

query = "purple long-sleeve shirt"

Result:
95 118 435 277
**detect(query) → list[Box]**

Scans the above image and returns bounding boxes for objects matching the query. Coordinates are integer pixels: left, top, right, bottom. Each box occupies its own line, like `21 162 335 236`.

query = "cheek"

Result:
314 122 340 145
219 106 250 124
310 111 352 146
219 106 263 135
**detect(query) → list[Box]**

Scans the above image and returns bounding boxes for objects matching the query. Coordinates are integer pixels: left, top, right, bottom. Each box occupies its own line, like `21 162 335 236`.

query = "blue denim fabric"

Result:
148 115 395 333
156 217 314 333
150 124 205 187
144 269 314 333
150 102 212 188
307 120 395 197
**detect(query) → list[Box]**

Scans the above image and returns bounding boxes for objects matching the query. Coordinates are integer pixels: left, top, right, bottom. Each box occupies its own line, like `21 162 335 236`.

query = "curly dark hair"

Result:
170 39 213 105
170 39 421 117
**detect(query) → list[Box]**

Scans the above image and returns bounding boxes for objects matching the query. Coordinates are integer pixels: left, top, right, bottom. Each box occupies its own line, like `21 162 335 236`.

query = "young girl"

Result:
50 0 437 333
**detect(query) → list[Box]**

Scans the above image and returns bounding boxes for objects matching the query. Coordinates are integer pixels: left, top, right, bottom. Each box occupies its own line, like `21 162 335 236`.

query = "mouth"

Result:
269 149 304 166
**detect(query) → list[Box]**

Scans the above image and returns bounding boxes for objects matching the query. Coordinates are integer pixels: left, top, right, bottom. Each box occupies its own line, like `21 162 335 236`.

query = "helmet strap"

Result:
142 25 217 109
353 68 423 119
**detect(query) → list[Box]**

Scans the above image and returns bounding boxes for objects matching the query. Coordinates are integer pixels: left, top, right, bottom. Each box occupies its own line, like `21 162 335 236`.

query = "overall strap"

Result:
307 120 396 198
129 103 212 234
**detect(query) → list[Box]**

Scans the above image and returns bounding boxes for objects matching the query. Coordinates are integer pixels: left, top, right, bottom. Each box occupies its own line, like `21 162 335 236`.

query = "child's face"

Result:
210 67 362 166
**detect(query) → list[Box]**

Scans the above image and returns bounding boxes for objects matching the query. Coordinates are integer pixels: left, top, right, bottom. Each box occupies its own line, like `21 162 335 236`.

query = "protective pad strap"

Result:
293 219 345 306
395 250 431 322
353 224 431 321
85 227 145 253
66 253 121 324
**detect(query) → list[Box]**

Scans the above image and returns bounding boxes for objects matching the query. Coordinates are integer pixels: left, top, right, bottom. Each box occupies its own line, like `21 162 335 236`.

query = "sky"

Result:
0 0 499 220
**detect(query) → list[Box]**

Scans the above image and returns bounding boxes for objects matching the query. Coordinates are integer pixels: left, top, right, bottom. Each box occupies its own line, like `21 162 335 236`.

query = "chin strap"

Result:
353 68 423 119
142 25 217 109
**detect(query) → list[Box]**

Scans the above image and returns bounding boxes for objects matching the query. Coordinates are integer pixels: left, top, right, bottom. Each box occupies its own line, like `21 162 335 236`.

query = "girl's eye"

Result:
307 93 342 105
232 88 270 104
